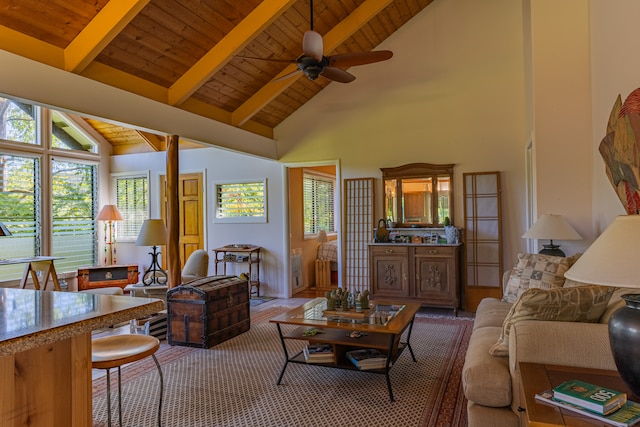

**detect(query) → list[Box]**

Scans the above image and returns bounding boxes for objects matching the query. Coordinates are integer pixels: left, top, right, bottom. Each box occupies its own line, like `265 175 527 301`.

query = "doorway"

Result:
286 162 339 297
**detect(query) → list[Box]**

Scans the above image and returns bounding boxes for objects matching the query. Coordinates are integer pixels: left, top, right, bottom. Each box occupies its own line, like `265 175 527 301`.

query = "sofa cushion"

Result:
502 253 580 303
563 278 627 324
473 298 513 330
463 326 512 407
490 285 614 357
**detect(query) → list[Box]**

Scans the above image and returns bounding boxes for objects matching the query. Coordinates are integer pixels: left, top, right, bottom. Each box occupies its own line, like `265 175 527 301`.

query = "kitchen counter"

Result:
0 287 164 426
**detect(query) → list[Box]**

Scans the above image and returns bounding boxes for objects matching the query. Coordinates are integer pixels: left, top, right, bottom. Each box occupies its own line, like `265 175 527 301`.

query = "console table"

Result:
213 245 261 297
0 288 163 427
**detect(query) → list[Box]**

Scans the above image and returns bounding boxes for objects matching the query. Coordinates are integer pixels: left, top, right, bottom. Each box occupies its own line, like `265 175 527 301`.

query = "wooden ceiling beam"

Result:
0 25 63 68
231 0 394 127
65 0 150 73
137 130 166 151
167 0 298 107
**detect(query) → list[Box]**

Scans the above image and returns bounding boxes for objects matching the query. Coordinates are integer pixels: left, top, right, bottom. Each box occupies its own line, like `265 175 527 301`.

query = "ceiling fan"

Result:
238 0 393 83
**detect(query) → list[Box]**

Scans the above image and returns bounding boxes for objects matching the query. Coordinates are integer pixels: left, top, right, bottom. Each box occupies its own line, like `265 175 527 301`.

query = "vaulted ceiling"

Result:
0 0 434 152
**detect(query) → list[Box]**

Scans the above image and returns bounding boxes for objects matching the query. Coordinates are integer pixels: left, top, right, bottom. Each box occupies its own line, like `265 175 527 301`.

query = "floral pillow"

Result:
490 285 614 357
502 253 581 303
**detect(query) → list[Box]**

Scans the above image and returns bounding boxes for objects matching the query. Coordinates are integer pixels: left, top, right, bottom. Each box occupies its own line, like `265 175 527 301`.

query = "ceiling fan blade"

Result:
320 67 356 83
328 50 393 68
273 69 301 82
303 30 324 62
236 56 297 64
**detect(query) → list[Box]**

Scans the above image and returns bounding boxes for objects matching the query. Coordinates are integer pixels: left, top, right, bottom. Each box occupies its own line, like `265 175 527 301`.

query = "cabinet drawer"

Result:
369 246 409 256
414 246 455 256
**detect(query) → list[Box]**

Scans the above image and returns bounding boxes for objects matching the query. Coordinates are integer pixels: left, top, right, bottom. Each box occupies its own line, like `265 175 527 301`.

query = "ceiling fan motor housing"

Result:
297 56 329 80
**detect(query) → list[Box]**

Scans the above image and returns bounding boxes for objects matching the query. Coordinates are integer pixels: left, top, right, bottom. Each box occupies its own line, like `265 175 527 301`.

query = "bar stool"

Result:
92 334 163 427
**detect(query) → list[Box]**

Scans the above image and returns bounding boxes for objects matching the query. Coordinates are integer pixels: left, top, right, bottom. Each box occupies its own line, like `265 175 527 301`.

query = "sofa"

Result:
462 253 626 427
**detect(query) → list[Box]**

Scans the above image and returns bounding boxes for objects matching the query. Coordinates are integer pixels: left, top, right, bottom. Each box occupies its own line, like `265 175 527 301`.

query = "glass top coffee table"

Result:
269 297 421 401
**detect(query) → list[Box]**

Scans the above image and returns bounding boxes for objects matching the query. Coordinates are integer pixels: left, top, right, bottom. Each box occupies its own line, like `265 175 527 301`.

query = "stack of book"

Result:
535 379 640 427
346 348 389 370
303 343 334 363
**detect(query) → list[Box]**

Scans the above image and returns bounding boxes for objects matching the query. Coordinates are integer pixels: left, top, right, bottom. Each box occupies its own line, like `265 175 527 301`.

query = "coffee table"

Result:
269 297 421 401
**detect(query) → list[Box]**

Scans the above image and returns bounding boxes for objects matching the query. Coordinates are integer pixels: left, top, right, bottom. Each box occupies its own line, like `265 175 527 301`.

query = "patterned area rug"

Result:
92 305 471 427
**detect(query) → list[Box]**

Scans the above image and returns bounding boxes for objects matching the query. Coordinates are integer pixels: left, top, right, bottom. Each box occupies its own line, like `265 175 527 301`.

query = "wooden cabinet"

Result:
369 244 460 314
77 264 139 290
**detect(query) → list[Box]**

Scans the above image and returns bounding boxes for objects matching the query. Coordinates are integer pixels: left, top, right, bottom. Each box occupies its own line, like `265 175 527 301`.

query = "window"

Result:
303 171 335 235
0 96 101 281
0 99 36 144
214 179 267 223
51 159 97 272
115 174 149 240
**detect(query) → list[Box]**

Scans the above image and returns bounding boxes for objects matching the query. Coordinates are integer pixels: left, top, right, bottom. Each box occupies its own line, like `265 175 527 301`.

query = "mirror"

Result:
381 163 454 227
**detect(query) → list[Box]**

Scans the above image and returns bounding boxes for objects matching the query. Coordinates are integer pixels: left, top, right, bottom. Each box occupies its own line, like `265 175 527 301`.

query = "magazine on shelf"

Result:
346 348 389 370
535 389 640 427
303 343 334 363
553 379 627 415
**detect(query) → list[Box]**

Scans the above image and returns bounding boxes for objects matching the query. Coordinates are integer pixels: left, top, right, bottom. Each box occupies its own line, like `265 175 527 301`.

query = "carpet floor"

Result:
92 302 472 427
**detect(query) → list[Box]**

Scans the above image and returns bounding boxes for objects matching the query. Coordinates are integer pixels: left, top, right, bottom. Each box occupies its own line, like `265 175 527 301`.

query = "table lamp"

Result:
0 221 11 236
136 219 168 285
95 205 124 265
522 214 582 256
564 214 640 397
317 229 328 243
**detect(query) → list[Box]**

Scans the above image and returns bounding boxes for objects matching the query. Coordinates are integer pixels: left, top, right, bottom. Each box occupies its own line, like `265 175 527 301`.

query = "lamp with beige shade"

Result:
522 214 582 257
564 214 640 398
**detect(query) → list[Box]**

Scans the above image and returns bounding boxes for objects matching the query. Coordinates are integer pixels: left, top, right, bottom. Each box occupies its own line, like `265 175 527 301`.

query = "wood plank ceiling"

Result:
0 0 434 152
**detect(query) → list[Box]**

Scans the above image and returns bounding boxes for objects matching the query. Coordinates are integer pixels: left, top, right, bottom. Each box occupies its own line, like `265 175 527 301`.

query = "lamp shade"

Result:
95 205 124 221
564 214 640 288
0 221 11 236
317 229 328 243
136 219 167 246
522 214 582 240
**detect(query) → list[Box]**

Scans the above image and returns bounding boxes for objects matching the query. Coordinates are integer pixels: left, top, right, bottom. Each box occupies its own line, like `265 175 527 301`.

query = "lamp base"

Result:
538 244 566 257
142 246 168 286
609 294 640 398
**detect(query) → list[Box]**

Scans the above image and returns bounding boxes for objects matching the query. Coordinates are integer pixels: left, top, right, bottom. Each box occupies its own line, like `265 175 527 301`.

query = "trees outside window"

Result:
0 96 100 281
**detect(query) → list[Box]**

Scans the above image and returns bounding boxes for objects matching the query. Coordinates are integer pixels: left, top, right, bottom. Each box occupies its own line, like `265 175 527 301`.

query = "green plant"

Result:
444 216 451 227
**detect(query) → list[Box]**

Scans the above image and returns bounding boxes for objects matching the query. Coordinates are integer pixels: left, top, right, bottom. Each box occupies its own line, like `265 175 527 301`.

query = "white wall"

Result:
111 148 289 298
276 0 529 266
589 0 638 230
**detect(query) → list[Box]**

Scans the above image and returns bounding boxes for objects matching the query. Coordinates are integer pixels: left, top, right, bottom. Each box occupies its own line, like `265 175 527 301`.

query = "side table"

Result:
213 245 261 297
125 283 168 339
519 362 634 426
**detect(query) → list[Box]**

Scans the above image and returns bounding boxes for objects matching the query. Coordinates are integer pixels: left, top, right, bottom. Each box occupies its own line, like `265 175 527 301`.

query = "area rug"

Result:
92 305 471 427
249 296 275 306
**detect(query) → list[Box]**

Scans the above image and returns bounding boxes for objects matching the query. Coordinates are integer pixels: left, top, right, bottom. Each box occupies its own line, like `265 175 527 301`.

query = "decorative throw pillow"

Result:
489 285 614 357
502 253 580 303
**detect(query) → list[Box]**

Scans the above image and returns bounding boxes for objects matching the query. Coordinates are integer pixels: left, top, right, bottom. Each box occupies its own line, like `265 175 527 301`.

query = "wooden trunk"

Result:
166 275 250 348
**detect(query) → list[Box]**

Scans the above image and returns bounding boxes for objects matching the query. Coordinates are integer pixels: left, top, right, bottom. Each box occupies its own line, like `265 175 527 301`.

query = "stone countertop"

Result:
0 288 164 356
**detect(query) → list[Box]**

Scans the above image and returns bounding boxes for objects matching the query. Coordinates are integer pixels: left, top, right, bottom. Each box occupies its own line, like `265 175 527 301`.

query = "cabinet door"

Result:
369 246 409 299
414 247 457 304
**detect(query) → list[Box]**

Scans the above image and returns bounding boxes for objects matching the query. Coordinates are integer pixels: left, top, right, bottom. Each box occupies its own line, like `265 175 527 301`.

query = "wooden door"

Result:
160 173 204 268
463 172 503 312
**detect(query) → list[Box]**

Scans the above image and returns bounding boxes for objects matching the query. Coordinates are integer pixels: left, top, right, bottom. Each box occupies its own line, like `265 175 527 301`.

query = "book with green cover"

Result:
553 379 627 415
535 389 640 427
